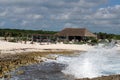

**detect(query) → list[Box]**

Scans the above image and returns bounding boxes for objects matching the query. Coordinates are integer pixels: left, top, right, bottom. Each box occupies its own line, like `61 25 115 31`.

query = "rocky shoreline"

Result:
0 49 78 79
76 74 120 80
1 49 120 80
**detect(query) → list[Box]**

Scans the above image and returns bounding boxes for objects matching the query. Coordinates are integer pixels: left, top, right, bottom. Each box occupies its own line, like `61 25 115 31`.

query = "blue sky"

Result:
109 0 120 6
0 0 120 34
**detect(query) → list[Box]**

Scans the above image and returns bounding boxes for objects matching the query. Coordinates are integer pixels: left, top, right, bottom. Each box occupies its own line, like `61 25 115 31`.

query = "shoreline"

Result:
76 74 120 80
0 50 80 79
0 40 93 54
1 41 120 80
0 48 83 55
0 40 120 55
0 40 88 79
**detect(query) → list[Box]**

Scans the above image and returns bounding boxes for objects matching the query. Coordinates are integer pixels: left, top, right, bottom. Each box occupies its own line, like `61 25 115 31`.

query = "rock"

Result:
4 74 11 79
17 70 24 75
45 55 58 60
2 66 9 73
0 66 2 72
0 72 3 78
76 75 120 80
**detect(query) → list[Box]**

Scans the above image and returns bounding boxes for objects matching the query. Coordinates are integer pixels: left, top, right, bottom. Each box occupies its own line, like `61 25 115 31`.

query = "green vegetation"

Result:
95 32 120 40
0 28 57 37
0 28 57 43
0 28 120 44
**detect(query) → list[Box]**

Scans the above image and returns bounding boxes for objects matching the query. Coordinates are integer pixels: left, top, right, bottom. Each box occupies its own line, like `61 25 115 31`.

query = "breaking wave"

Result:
55 44 120 79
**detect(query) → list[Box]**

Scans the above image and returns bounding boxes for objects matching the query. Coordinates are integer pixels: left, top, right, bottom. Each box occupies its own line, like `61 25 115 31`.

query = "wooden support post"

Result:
74 36 76 42
31 35 34 44
39 35 41 45
66 35 69 42
47 36 49 45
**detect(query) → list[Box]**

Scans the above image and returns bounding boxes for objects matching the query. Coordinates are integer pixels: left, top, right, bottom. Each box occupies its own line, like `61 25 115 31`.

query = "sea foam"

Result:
56 44 120 78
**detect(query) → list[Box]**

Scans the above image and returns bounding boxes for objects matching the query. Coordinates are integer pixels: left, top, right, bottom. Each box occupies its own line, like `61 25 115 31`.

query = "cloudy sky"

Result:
0 0 120 34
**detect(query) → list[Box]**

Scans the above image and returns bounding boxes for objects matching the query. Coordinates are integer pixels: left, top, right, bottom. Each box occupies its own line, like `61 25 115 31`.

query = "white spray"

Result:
56 44 120 79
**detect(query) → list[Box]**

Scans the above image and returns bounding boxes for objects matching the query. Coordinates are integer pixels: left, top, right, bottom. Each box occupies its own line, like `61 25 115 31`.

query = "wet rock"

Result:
45 55 58 60
0 51 73 79
4 74 11 79
76 75 120 80
17 70 24 75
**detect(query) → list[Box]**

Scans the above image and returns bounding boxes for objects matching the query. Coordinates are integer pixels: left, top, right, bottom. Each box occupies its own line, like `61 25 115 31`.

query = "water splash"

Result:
56 44 120 79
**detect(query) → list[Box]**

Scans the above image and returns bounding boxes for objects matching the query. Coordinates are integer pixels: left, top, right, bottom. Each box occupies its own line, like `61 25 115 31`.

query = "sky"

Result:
0 0 120 34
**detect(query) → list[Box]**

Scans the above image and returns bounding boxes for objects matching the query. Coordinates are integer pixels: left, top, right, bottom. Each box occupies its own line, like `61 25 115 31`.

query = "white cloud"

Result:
51 13 71 20
27 14 43 20
0 9 8 17
13 7 29 14
64 23 73 27
64 23 79 29
21 20 28 26
0 0 120 33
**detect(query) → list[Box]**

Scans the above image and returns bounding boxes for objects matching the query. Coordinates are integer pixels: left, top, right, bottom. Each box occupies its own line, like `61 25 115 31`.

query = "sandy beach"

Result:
0 40 94 54
0 40 120 54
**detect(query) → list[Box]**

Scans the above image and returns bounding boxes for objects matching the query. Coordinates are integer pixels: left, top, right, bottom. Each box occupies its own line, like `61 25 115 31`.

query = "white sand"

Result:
0 40 120 54
0 40 93 54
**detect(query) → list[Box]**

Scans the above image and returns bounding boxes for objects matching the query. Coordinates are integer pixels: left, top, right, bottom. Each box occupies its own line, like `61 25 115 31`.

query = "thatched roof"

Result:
56 28 96 37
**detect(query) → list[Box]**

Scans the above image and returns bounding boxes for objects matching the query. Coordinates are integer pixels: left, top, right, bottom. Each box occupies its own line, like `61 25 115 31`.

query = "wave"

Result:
55 43 120 79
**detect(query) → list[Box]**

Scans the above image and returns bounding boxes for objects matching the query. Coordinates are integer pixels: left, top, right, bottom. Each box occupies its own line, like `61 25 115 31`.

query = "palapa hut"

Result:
55 28 96 41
